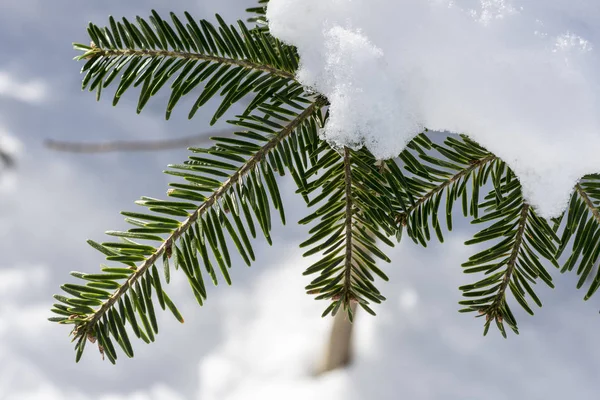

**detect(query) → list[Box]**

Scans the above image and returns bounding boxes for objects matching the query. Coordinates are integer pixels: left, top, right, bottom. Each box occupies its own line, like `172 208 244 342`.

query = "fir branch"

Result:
460 170 557 337
77 13 301 122
51 4 600 363
387 133 498 246
555 177 600 299
71 98 325 342
301 147 392 319
81 47 295 81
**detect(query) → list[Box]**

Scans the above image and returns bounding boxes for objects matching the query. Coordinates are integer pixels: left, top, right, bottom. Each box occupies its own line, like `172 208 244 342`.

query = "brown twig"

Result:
0 148 15 168
44 130 234 154
342 147 354 303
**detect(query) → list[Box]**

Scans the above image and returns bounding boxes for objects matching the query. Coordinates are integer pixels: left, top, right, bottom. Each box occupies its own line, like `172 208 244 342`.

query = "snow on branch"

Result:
267 0 600 218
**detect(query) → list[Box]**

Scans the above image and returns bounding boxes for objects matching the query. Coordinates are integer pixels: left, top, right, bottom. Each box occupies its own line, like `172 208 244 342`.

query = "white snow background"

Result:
0 0 598 399
268 0 600 218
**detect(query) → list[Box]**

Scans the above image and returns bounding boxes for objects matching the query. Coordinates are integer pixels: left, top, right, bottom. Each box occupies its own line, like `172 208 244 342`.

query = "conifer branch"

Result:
83 47 296 81
555 179 600 299
460 170 557 336
301 147 392 320
72 99 324 340
76 13 302 122
53 4 600 361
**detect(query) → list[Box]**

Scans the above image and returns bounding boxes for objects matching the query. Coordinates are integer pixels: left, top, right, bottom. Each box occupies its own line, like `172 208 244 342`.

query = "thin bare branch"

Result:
44 130 233 153
0 148 15 168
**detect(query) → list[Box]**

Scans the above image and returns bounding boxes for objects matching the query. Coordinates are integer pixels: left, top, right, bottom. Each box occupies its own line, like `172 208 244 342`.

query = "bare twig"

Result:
0 148 15 168
44 130 234 153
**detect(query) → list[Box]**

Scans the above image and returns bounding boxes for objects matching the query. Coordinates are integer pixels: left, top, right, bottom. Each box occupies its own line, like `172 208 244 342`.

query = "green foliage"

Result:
52 88 326 363
300 146 395 321
52 4 600 363
459 173 558 336
554 177 600 299
77 10 298 123
246 0 269 27
387 133 497 245
383 133 559 336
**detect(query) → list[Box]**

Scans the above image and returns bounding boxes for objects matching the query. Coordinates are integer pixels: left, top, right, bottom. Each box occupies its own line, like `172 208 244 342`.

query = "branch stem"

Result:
576 183 600 224
342 147 354 302
85 48 296 81
491 203 530 314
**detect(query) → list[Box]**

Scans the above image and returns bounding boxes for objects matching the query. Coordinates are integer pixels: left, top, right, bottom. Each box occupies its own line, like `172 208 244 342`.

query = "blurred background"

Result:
0 1 599 399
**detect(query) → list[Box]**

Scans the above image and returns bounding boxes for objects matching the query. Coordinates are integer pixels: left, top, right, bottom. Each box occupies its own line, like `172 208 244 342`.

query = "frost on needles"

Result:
267 0 600 218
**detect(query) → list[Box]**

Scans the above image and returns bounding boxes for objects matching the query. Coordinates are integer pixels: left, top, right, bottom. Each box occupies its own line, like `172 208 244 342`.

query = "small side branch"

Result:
576 183 600 225
397 154 497 224
342 147 354 303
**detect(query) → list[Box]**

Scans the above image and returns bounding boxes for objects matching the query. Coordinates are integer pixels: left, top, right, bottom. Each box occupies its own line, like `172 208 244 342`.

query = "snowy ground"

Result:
0 1 599 399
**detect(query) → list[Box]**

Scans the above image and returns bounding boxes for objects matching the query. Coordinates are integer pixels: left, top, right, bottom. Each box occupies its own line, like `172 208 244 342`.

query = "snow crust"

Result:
266 0 600 218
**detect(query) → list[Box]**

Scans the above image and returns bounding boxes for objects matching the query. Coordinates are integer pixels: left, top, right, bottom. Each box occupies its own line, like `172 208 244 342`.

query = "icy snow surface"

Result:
267 0 600 218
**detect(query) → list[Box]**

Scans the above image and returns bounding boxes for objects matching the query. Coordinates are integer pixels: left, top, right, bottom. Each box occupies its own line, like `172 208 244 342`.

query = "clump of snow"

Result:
267 0 600 218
